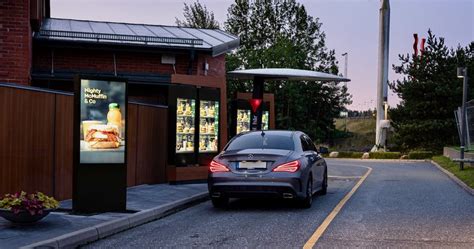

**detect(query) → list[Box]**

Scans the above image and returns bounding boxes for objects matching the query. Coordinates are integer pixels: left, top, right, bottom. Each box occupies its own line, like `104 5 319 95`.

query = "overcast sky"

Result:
51 0 473 111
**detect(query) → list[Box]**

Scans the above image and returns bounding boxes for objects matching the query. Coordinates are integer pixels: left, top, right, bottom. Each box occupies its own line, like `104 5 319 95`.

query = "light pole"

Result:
457 67 468 170
342 52 348 88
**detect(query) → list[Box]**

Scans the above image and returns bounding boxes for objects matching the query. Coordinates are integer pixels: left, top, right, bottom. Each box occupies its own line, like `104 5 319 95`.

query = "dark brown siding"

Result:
54 94 73 200
135 106 168 184
0 87 55 195
127 104 138 187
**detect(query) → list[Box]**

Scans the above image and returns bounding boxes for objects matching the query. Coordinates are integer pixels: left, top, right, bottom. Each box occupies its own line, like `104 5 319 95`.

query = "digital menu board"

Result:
79 79 126 164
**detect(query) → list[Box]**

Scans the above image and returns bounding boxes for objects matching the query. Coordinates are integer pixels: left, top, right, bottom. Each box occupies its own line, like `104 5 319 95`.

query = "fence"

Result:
0 83 168 200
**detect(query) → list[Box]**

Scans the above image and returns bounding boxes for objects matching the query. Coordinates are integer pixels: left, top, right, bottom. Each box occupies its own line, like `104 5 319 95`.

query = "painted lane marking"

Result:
328 175 361 179
303 165 373 249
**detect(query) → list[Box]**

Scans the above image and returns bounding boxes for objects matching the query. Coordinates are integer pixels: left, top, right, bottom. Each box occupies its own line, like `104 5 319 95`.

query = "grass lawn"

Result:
432 156 474 189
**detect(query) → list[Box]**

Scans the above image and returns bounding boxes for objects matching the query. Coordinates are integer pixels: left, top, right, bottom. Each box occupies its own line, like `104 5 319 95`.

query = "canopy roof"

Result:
227 68 350 82
35 18 240 57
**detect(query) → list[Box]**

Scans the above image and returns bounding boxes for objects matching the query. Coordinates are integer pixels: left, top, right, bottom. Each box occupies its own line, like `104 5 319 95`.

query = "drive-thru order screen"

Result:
79 79 126 164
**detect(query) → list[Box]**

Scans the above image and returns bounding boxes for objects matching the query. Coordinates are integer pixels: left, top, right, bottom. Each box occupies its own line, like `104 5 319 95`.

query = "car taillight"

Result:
272 160 300 173
210 160 230 173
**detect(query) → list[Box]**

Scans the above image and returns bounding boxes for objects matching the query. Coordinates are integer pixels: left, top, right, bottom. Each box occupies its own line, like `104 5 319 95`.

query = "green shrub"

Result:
408 151 433 159
337 151 364 158
369 152 401 159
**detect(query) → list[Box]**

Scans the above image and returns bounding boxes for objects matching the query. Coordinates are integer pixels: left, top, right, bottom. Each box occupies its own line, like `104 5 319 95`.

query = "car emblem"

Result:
248 154 254 159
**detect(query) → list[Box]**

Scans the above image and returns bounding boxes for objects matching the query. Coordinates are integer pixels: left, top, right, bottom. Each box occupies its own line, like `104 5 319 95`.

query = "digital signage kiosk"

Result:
73 76 128 213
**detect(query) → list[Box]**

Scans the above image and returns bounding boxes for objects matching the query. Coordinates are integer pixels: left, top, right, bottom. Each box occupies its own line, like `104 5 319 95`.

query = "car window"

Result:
304 135 317 152
226 133 295 151
300 135 311 151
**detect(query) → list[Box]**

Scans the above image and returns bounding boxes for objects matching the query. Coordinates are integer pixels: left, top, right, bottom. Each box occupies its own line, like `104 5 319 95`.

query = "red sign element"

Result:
413 33 419 57
249 98 262 113
420 38 426 55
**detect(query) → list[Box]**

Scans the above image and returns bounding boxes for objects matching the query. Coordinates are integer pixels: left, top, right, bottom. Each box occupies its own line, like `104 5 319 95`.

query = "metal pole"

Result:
251 77 264 131
342 52 348 88
460 68 468 170
373 0 390 152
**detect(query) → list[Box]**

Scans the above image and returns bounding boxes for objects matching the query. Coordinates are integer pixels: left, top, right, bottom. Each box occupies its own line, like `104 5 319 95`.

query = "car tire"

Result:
211 197 229 208
320 168 328 195
300 176 313 208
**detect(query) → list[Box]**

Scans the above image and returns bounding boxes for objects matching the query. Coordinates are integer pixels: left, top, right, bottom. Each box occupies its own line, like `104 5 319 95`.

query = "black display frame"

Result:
197 87 221 166
168 85 198 166
73 75 128 213
229 99 270 138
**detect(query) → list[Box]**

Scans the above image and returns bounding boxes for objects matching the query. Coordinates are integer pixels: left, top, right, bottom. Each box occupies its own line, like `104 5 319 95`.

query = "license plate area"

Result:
238 161 267 169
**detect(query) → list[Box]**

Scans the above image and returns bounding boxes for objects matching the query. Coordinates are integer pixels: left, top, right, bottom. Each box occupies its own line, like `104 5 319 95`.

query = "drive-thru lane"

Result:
82 160 474 248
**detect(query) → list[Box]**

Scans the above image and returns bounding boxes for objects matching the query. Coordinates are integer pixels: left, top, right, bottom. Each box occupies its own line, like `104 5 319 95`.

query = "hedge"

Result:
369 152 401 159
408 151 433 159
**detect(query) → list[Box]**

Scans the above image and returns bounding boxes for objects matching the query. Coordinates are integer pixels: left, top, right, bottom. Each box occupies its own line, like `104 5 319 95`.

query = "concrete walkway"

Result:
0 183 208 248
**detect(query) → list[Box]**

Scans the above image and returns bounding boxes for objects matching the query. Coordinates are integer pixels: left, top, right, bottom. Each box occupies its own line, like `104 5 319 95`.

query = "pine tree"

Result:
389 30 474 152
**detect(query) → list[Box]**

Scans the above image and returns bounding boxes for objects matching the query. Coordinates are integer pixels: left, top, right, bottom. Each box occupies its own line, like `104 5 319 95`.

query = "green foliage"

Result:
225 0 351 143
407 151 433 159
0 191 59 215
176 1 220 29
389 30 474 152
433 156 474 188
369 152 401 159
336 151 364 158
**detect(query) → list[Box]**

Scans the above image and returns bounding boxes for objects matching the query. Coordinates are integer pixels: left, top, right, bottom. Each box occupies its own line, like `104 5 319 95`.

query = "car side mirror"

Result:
319 146 329 154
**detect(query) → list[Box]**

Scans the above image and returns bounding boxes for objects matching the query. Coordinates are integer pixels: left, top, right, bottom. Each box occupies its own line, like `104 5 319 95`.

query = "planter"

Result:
0 208 53 224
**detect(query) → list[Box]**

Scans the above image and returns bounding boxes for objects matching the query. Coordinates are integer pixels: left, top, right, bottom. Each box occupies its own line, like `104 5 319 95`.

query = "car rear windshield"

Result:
226 133 295 151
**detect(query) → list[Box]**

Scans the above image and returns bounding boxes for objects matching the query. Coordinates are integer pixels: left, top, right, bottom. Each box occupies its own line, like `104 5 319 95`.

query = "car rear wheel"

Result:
300 176 313 208
320 168 328 195
211 197 229 208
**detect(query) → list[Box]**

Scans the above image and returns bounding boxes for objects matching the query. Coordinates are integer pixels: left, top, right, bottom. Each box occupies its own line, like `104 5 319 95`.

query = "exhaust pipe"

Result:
283 193 294 199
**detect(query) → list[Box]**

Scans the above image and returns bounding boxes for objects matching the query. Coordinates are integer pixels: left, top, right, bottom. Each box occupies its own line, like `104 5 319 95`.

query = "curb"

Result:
22 192 209 249
430 160 474 196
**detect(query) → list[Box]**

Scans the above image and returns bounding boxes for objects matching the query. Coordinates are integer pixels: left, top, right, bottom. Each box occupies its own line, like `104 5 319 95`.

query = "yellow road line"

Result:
303 166 373 249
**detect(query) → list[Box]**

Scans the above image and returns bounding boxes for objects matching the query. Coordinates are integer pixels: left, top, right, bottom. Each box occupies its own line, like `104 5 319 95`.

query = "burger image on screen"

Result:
85 124 121 149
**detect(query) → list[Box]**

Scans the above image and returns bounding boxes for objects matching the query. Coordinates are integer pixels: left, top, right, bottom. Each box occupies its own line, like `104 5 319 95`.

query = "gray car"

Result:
208 130 328 208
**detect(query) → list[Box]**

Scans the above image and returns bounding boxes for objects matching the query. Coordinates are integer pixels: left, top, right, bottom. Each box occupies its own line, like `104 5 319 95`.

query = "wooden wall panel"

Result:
0 87 55 196
127 104 138 187
54 94 73 200
135 106 168 184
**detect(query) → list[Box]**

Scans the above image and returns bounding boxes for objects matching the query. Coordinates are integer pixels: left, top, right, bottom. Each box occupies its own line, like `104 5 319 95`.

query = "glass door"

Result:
199 100 219 152
176 98 195 153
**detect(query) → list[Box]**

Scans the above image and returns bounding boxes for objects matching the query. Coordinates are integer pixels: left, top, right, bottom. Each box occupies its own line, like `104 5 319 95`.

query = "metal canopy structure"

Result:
35 18 240 57
227 68 350 82
227 68 351 131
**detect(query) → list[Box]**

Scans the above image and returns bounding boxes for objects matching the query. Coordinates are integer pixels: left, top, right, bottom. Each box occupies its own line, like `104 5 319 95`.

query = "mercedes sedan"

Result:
208 130 327 208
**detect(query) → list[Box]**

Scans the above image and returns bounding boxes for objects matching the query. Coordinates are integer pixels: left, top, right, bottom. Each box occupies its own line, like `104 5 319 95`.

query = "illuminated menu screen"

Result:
176 98 195 153
263 111 269 130
236 109 251 134
80 79 126 164
199 100 219 152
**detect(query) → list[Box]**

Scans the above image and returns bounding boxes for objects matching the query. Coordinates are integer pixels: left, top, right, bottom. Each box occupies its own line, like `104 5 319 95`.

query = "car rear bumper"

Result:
208 174 305 199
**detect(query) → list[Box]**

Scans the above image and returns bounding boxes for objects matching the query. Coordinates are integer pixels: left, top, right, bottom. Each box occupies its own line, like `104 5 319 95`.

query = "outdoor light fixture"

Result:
457 67 467 78
457 67 469 170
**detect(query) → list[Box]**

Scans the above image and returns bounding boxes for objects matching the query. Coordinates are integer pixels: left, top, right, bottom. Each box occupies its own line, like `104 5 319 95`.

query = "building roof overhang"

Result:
34 18 240 57
227 68 350 82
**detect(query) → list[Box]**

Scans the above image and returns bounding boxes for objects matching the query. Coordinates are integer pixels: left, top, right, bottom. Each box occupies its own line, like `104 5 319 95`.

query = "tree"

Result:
225 0 351 142
176 1 220 29
389 30 474 152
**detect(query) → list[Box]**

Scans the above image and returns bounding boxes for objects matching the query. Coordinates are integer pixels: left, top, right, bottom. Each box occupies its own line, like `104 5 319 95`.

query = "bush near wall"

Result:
369 152 401 159
336 152 364 158
408 151 433 159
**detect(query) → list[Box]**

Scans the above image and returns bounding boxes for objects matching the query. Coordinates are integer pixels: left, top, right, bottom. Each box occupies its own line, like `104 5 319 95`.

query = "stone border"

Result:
430 160 474 196
22 192 209 249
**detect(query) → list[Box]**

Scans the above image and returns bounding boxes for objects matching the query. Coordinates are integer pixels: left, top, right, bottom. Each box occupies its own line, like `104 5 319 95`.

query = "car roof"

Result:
238 130 300 138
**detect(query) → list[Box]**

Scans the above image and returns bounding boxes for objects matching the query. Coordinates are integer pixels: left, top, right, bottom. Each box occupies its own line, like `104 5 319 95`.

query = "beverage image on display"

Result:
236 109 251 134
79 79 126 164
176 98 195 153
199 100 219 152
